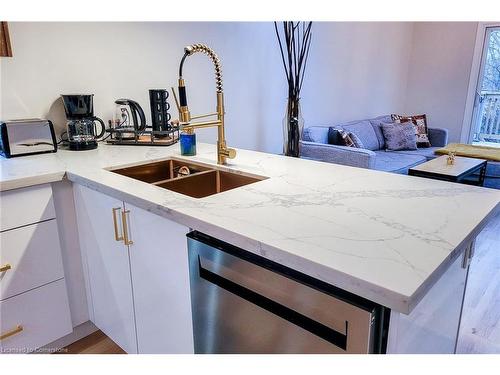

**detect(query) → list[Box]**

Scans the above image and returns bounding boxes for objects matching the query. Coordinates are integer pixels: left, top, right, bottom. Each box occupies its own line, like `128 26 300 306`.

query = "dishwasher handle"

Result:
197 256 349 351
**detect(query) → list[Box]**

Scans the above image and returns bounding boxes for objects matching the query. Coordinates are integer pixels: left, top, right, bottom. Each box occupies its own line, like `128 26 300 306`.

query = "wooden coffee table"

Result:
408 155 487 186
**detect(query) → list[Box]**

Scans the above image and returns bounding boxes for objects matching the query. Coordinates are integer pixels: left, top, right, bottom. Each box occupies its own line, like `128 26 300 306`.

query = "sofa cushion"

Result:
303 126 329 144
339 120 379 151
381 122 417 151
371 114 393 123
392 146 441 161
369 115 393 150
427 128 448 147
374 151 426 174
370 122 386 150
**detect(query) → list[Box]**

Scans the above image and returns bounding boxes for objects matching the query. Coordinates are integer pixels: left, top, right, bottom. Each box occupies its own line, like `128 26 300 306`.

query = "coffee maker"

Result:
61 94 105 150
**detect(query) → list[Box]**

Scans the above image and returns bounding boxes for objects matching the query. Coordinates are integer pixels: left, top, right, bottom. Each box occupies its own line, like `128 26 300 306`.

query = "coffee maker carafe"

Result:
61 94 105 150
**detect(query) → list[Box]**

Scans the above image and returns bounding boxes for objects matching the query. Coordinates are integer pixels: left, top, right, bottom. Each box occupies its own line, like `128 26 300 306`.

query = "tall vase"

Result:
282 97 304 157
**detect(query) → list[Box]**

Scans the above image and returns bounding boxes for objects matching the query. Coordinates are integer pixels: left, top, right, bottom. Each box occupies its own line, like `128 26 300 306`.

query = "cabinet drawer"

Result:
0 184 56 232
0 279 72 353
0 220 65 300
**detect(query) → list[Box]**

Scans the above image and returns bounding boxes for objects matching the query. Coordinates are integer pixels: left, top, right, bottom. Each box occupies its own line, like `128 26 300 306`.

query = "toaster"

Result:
0 118 57 158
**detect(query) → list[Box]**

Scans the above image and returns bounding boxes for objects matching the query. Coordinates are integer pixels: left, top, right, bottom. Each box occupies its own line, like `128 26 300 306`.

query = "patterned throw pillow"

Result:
337 129 364 148
381 122 417 151
391 114 431 148
349 132 364 148
337 129 355 147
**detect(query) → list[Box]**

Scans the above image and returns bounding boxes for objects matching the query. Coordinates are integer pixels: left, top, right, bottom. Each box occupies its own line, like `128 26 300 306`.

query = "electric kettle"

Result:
112 99 147 139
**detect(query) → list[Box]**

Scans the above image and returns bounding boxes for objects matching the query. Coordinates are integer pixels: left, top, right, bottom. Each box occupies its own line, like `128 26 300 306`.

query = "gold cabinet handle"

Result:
121 209 133 246
0 325 23 341
112 207 124 242
0 264 12 273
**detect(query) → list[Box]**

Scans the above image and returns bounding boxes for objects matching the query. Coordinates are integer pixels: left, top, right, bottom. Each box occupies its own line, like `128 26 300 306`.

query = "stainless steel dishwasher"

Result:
187 231 389 354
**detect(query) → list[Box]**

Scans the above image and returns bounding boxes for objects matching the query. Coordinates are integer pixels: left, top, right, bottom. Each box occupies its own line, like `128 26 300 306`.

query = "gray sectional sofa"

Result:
300 115 448 174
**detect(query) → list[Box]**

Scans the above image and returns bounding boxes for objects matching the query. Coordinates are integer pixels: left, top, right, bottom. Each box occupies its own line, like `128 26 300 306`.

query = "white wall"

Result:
0 22 285 153
404 22 478 142
1 22 414 153
302 22 413 125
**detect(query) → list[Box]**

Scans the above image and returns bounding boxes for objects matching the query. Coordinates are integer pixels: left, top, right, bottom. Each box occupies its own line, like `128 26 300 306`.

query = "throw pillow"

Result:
381 122 417 151
391 114 431 147
337 129 355 147
327 127 342 145
349 132 364 148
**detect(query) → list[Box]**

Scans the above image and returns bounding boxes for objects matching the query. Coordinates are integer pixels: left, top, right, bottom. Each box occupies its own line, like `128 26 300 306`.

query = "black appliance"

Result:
113 99 147 139
61 94 105 151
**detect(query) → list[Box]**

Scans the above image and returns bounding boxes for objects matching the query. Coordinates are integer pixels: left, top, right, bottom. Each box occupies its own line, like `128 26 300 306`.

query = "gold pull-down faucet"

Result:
171 44 236 165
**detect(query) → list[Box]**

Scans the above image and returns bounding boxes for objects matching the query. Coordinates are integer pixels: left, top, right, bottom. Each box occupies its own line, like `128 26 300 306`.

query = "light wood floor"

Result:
59 212 500 354
456 209 500 354
56 330 125 354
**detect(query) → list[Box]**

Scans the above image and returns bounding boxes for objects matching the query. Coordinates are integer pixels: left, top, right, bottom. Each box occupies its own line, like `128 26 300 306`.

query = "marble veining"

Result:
1 143 499 314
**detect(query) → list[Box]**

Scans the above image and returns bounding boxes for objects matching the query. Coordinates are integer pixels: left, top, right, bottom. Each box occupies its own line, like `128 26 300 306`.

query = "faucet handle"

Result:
220 146 236 159
227 148 236 159
170 86 181 112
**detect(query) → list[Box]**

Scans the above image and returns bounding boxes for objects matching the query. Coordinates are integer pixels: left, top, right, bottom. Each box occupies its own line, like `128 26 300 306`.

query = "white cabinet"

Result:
127 201 193 354
51 180 91 327
0 184 72 353
0 184 55 232
73 185 194 354
0 280 72 353
73 185 137 354
0 220 65 300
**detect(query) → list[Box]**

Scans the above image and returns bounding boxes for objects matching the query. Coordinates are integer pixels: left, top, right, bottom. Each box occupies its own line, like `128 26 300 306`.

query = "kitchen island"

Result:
1 143 499 353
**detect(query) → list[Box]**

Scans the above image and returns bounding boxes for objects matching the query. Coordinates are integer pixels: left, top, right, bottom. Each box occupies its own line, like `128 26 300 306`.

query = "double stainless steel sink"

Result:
109 159 266 198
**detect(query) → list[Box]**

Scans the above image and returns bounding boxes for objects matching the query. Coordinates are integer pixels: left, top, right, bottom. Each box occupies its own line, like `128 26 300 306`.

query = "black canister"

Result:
149 89 171 134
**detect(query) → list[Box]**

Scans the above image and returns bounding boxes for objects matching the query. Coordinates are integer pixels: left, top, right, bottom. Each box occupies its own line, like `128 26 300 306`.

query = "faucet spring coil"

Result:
187 44 223 93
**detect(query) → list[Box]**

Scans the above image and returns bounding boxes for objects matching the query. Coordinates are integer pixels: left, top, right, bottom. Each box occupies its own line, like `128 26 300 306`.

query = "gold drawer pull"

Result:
0 325 23 341
122 210 133 246
0 264 12 273
112 207 124 242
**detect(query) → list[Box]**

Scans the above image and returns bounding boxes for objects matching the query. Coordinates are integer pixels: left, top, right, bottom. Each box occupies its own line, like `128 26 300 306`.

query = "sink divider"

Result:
151 169 217 186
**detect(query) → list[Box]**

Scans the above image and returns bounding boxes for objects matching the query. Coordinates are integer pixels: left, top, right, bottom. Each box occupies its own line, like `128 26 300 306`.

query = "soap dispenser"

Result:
180 127 196 156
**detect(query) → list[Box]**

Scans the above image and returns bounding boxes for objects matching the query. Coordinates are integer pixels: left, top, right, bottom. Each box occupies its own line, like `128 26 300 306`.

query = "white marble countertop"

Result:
1 143 499 314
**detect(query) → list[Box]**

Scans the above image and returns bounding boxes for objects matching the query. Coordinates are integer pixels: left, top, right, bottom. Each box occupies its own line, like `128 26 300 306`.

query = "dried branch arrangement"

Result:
274 22 312 157
274 21 313 100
